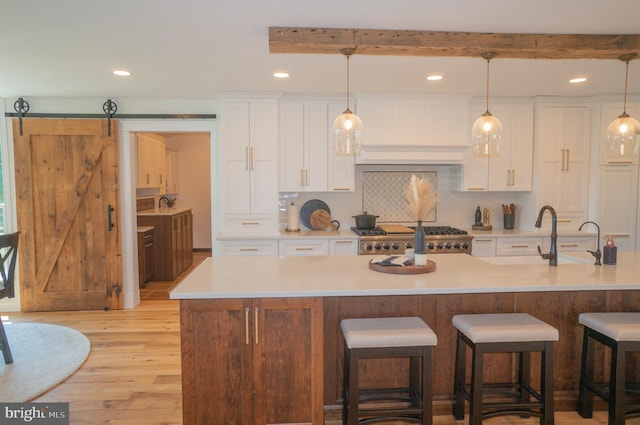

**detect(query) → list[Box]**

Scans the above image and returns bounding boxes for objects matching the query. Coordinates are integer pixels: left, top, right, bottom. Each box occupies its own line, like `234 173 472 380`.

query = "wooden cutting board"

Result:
378 224 414 234
310 209 338 231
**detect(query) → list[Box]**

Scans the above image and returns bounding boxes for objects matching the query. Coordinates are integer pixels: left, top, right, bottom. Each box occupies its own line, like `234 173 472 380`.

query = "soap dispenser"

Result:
603 235 617 265
474 206 482 225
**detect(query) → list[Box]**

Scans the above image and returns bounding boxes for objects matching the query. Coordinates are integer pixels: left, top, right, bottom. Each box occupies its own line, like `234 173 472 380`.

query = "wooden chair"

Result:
0 231 20 364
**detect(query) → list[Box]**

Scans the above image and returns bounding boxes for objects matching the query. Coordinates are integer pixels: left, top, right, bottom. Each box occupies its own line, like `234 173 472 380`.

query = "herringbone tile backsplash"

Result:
362 171 437 223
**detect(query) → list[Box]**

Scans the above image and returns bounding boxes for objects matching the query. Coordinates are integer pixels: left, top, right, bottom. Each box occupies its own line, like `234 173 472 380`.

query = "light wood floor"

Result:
5 301 639 424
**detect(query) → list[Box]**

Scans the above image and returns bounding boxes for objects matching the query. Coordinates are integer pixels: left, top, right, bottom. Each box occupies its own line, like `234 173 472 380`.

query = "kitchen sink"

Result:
477 254 591 265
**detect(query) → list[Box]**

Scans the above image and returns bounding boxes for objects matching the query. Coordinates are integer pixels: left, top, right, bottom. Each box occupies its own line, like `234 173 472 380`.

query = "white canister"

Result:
286 202 300 232
414 252 428 267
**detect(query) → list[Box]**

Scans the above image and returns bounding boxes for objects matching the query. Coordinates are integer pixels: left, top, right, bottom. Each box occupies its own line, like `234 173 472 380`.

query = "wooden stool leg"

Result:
541 341 555 425
453 331 466 420
577 327 595 418
470 343 484 425
422 347 433 425
347 349 359 425
610 342 626 425
343 346 350 425
0 321 13 364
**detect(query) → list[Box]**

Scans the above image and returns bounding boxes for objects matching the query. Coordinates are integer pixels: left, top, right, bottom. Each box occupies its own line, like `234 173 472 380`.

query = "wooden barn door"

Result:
13 118 123 311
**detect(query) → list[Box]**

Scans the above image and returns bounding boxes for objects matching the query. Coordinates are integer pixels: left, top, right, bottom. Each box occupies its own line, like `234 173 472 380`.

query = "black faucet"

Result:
535 205 558 266
159 196 171 208
578 221 602 265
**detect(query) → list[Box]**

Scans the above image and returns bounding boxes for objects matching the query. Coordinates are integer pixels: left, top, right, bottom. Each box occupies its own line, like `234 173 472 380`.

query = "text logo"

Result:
0 403 69 424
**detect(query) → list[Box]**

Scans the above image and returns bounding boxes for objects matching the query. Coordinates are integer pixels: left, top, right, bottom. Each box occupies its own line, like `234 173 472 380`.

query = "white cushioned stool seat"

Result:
453 313 559 343
341 317 437 349
578 312 640 341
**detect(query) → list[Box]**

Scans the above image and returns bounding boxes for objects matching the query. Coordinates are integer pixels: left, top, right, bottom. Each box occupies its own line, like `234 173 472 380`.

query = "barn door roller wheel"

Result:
13 97 30 136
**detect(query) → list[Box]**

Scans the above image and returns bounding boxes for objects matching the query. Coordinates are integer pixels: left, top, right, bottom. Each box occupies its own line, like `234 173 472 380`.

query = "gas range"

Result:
352 226 473 255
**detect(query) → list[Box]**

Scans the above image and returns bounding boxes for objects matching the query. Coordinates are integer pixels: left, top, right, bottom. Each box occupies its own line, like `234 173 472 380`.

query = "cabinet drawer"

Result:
471 237 496 257
496 237 543 256
543 235 596 253
219 240 278 256
223 214 279 235
279 239 330 256
330 239 358 256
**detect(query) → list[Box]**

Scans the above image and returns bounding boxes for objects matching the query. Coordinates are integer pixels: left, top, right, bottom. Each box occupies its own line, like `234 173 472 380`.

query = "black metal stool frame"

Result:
453 331 555 425
343 343 433 425
577 326 640 425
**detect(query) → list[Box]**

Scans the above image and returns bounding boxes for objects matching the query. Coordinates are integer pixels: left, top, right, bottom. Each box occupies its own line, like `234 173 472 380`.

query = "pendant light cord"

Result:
485 57 491 114
623 58 630 115
346 54 351 112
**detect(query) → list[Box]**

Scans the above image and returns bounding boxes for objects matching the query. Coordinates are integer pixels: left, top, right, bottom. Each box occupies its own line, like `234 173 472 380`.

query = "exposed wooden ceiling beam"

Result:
269 27 640 60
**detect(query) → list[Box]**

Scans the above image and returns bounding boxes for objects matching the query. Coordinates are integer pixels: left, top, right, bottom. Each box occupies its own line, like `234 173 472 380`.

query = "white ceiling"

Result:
2 0 640 101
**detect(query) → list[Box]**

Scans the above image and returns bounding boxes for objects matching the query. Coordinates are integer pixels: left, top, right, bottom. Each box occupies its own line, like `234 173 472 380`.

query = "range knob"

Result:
461 242 469 249
382 243 391 250
453 242 461 249
436 242 444 249
427 242 435 250
404 242 413 249
444 242 452 249
374 244 382 251
364 244 373 251
391 242 400 250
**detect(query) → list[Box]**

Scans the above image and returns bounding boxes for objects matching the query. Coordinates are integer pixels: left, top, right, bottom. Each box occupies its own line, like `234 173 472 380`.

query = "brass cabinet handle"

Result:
511 169 515 186
295 247 313 251
565 148 570 171
335 240 352 244
560 244 579 247
240 248 259 252
241 222 259 225
561 149 566 171
245 308 250 345
333 188 351 191
608 160 633 164
468 187 486 191
511 245 531 248
476 238 493 242
254 308 259 345
557 219 571 223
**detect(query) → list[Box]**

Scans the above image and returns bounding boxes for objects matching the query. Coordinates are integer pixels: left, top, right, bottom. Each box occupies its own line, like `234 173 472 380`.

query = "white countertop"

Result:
170 251 639 300
137 206 192 216
217 229 359 241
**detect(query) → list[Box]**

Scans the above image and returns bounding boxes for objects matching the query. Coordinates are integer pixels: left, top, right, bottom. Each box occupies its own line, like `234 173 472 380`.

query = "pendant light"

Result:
472 52 502 156
333 48 363 157
606 54 640 159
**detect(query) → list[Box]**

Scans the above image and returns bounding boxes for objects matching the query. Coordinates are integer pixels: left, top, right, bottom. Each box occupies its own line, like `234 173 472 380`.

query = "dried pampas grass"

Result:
404 174 437 221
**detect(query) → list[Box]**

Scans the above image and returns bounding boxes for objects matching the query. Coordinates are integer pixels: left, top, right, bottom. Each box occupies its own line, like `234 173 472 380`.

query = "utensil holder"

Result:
503 214 515 229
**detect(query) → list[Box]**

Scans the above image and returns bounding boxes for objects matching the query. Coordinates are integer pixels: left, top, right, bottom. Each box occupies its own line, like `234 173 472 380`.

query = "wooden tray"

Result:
369 259 436 274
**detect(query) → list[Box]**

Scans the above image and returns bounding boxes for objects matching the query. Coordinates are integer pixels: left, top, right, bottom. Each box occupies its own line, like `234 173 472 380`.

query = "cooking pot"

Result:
352 211 379 229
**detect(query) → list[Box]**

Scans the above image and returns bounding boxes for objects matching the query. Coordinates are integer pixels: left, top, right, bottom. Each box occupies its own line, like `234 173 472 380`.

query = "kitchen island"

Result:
171 253 640 425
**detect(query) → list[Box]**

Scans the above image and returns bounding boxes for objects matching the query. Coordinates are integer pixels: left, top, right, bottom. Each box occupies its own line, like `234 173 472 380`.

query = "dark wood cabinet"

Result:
137 210 193 281
136 227 154 288
179 297 324 425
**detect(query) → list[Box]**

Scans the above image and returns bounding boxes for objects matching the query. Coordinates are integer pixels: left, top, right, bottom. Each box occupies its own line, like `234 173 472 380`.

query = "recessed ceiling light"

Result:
426 74 443 81
113 70 131 77
273 72 290 79
569 77 587 84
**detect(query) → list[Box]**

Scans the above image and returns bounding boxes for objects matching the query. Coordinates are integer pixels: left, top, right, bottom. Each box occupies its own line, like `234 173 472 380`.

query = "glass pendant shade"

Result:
472 53 502 156
606 113 640 158
472 112 503 156
606 55 640 160
333 48 363 157
333 109 363 156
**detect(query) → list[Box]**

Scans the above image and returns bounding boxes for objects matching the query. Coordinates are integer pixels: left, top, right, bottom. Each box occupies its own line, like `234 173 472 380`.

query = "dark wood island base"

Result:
179 290 640 424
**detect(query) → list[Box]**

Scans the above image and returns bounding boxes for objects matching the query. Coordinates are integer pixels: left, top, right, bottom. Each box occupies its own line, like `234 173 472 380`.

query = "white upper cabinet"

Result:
279 97 354 192
220 96 280 234
137 133 166 189
165 150 179 194
462 101 534 191
598 165 638 251
355 94 470 164
535 102 591 227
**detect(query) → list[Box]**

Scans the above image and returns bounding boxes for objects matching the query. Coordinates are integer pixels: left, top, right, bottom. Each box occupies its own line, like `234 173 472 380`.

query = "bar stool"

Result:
577 312 640 425
341 317 437 425
452 313 559 425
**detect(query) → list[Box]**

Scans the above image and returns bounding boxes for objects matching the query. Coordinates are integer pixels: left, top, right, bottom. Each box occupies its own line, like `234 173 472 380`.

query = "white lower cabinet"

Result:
278 239 330 256
471 237 496 257
330 239 358 256
496 237 543 256
542 235 596 253
219 240 279 256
